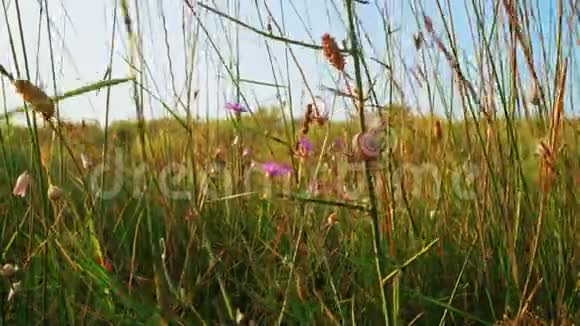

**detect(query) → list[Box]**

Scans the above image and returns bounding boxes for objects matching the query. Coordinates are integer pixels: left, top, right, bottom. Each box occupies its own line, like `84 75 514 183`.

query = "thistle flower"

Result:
330 138 344 153
297 136 314 157
300 137 313 151
321 33 345 72
225 102 248 114
261 161 292 178
47 184 64 201
12 171 32 197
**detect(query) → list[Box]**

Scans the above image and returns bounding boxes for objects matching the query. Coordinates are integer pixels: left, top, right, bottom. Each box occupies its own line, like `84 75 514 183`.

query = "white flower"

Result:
7 281 21 302
12 171 32 197
235 308 245 324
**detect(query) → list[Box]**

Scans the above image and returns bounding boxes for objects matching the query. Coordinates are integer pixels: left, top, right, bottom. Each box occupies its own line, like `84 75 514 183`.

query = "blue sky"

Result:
0 0 576 125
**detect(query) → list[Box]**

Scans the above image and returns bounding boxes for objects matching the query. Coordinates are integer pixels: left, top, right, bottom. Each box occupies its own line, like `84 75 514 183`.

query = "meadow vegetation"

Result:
0 0 577 324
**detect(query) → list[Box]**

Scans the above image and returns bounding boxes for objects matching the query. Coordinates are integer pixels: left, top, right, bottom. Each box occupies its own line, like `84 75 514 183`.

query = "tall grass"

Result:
0 0 577 324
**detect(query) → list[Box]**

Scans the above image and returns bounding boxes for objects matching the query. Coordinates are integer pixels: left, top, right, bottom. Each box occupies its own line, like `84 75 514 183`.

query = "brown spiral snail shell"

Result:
352 131 381 161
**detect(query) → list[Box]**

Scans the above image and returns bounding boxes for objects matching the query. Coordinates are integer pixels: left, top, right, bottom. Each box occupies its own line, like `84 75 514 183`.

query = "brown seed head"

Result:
433 119 442 141
12 80 54 120
321 33 345 72
413 32 423 50
301 104 314 135
423 16 434 33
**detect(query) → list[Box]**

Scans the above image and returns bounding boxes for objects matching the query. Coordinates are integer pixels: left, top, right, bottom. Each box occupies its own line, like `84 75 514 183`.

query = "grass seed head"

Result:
413 32 423 50
321 33 345 72
433 119 443 141
12 80 55 120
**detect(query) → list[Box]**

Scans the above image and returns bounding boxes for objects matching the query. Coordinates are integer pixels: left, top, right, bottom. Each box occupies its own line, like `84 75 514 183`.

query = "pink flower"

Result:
261 161 292 178
12 171 32 197
299 137 313 153
332 138 344 151
226 102 248 114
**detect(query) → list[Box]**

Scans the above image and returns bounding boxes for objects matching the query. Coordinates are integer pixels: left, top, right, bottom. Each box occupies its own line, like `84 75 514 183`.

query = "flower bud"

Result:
0 264 19 278
48 184 64 201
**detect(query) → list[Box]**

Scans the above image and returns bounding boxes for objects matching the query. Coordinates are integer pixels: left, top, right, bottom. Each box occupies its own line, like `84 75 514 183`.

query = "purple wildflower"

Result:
225 102 247 114
261 161 292 178
333 138 344 151
299 137 314 153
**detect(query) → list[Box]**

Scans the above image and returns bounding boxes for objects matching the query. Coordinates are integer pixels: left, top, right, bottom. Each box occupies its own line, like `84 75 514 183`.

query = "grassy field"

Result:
0 0 578 324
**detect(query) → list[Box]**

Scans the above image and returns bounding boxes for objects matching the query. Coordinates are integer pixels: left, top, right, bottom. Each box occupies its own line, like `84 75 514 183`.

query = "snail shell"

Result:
352 132 381 161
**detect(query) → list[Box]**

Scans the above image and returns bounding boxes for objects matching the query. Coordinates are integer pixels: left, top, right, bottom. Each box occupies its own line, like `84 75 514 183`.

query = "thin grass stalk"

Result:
275 0 299 185
517 59 568 323
130 0 172 322
11 0 53 321
265 3 313 322
345 0 389 324
43 0 64 186
189 7 277 157
195 1 348 52
99 0 119 221
0 79 12 179
251 0 297 183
